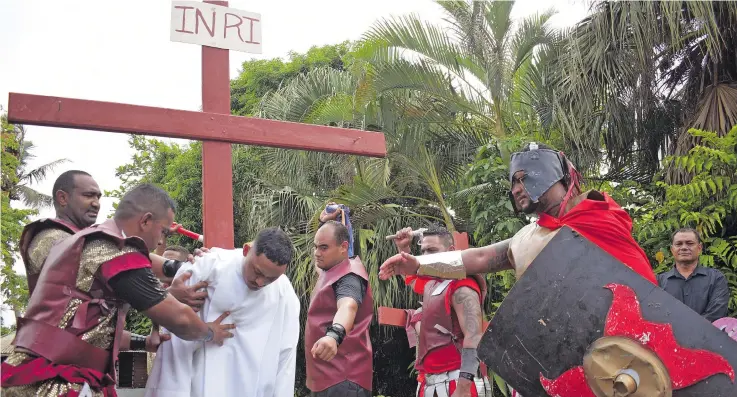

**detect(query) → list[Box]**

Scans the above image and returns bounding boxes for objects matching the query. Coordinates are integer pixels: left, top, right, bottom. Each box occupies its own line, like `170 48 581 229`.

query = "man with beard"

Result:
379 143 657 396
379 142 657 298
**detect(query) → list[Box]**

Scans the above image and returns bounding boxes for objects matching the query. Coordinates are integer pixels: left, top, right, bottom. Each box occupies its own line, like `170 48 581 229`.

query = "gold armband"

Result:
416 251 466 280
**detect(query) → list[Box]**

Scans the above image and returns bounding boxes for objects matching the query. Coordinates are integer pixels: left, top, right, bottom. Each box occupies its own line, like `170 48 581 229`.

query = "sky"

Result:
0 0 588 321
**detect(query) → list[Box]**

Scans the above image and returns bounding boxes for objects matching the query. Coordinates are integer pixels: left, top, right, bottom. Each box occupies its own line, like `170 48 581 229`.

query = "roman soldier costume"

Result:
2 219 152 396
404 274 492 397
305 256 374 393
478 227 737 396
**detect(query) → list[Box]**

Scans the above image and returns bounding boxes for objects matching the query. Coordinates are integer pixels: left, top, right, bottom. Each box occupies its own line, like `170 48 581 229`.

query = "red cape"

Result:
537 192 657 285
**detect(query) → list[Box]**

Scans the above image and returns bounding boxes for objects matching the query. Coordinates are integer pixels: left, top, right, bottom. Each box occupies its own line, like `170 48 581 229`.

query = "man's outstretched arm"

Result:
379 239 513 280
460 239 513 274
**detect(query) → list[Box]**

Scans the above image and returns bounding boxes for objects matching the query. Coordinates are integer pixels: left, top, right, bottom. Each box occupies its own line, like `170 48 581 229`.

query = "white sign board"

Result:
170 1 262 54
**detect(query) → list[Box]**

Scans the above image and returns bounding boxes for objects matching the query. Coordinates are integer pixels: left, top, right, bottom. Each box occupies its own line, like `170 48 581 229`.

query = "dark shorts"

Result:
311 380 371 397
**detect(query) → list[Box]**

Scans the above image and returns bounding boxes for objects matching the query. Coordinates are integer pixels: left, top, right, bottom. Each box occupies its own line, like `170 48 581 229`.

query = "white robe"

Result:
144 248 300 397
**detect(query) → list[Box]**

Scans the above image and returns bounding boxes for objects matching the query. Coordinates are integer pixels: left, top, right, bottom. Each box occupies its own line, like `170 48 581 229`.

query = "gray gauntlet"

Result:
460 347 480 376
416 251 466 280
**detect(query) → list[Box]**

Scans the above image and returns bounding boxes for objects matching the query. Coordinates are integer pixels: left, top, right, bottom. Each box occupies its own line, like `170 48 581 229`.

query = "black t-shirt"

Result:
332 273 367 306
108 268 168 311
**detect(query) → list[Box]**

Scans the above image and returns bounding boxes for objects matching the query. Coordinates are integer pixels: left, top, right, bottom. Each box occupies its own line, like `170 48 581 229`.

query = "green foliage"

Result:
552 1 737 179
1 112 68 209
230 41 355 116
636 126 737 314
358 0 557 142
1 113 37 315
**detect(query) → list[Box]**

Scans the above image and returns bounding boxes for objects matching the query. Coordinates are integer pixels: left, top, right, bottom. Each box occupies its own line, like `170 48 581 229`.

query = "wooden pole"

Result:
201 0 234 249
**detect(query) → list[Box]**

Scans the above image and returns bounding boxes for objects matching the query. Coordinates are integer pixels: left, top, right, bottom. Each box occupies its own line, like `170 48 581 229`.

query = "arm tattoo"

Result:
485 239 512 273
452 287 483 347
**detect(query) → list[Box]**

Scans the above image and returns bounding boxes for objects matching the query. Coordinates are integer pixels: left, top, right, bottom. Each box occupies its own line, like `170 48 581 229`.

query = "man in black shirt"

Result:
657 228 730 322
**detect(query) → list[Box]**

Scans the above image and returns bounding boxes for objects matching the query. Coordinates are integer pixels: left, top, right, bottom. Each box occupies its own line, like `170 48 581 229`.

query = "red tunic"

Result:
406 275 482 397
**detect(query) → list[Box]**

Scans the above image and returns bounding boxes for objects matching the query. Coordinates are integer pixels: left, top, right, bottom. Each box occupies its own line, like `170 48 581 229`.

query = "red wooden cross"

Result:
7 0 386 249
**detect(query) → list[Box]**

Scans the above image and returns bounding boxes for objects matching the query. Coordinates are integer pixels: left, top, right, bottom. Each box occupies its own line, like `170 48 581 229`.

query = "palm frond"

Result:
16 184 53 208
20 158 69 186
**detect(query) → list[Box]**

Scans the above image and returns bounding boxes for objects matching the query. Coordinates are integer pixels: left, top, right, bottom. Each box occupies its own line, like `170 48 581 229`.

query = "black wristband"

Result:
459 371 475 381
326 323 346 345
162 259 184 278
130 333 147 351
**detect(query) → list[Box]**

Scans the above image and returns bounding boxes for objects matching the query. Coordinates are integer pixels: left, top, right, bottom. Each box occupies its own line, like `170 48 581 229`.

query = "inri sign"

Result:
170 1 262 54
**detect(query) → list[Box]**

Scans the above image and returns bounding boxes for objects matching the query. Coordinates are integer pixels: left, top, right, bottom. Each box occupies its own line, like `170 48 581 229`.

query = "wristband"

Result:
326 323 346 345
459 371 475 381
130 333 147 351
460 347 480 374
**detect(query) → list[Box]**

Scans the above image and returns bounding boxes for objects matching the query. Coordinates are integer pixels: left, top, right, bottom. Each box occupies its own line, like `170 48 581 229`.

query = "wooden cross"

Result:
7 1 385 249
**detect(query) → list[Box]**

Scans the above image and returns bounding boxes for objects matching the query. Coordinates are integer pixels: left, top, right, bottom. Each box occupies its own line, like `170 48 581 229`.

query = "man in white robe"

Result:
144 227 301 397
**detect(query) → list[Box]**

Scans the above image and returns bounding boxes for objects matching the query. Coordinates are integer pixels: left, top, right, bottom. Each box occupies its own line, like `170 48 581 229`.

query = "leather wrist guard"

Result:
130 333 147 351
326 323 346 345
417 251 466 280
459 371 475 381
162 259 183 278
460 347 479 375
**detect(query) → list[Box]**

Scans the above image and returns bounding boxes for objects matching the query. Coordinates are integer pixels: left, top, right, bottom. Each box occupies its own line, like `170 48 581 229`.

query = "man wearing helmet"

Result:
379 141 656 291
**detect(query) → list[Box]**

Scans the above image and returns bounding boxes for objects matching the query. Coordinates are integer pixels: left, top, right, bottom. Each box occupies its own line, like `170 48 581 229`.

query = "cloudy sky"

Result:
0 0 587 320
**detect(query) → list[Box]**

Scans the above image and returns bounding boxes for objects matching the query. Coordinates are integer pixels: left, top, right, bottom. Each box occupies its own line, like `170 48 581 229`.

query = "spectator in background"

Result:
658 228 730 322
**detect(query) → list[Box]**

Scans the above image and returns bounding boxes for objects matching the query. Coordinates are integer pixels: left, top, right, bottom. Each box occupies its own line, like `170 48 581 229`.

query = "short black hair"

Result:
164 245 190 261
114 183 176 221
320 221 350 245
672 228 701 244
253 227 294 267
52 170 92 206
520 142 556 152
422 224 454 248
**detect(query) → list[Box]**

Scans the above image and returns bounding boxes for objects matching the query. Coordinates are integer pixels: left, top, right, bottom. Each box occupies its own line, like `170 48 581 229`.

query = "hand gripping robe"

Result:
19 218 80 297
144 248 301 397
2 219 151 397
305 256 374 393
404 275 489 397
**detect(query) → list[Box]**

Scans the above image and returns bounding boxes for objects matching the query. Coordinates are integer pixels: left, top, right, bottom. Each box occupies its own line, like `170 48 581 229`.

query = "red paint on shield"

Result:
540 283 734 396
539 367 596 397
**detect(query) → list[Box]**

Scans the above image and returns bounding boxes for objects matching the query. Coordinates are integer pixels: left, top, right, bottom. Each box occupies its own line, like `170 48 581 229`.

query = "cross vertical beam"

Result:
200 0 234 249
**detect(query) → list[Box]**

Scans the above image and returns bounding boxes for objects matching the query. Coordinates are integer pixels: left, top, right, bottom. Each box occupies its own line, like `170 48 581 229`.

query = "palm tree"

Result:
1 115 68 208
550 0 737 182
358 0 556 142
254 65 492 395
254 66 477 295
